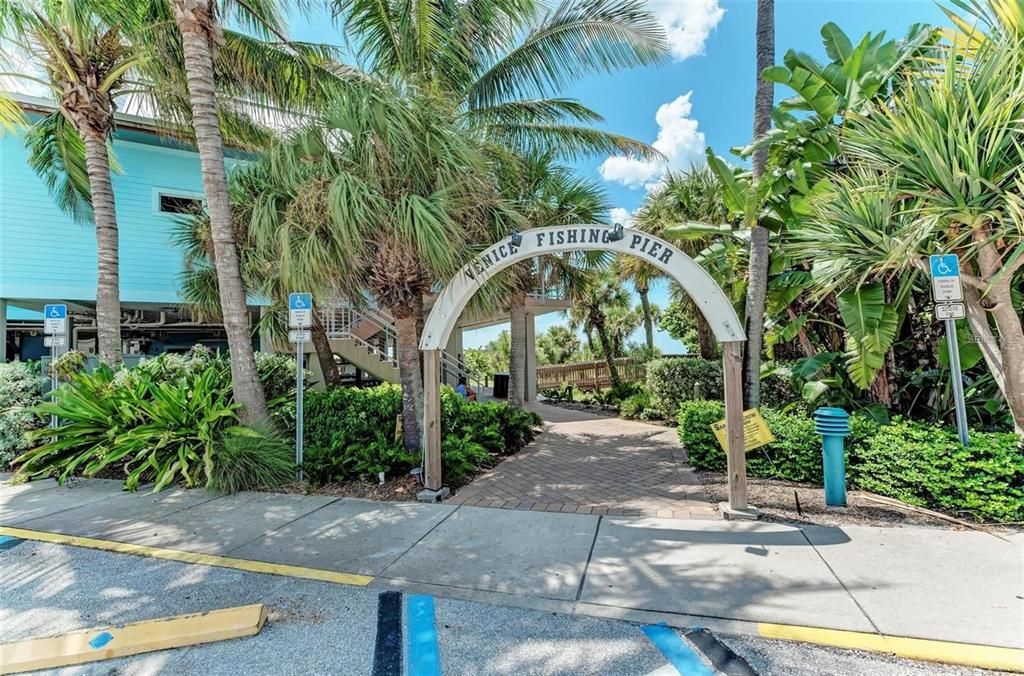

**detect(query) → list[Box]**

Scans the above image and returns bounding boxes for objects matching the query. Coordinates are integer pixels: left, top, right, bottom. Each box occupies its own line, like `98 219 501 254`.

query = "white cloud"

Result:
609 207 634 226
650 0 726 61
599 91 706 190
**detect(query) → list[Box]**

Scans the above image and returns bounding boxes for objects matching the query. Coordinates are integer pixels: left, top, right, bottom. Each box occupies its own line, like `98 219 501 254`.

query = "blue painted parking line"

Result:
642 624 714 676
0 535 24 551
406 595 441 676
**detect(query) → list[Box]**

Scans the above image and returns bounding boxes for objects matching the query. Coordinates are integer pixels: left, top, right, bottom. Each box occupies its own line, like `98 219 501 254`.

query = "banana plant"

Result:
835 283 900 389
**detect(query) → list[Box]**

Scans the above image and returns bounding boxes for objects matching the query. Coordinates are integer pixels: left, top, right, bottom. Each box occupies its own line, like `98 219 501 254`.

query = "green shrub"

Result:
677 402 1020 523
647 357 722 417
0 362 43 469
442 434 493 484
677 402 878 479
15 363 239 490
849 419 1024 523
676 400 726 469
207 423 296 494
303 385 541 486
619 391 650 419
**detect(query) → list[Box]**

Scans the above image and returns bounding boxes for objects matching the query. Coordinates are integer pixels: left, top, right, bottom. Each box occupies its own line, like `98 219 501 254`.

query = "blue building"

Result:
1 93 567 397
1 94 240 362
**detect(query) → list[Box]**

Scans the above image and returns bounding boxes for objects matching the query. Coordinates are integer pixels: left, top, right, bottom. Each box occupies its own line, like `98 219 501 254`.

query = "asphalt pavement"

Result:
0 539 1008 675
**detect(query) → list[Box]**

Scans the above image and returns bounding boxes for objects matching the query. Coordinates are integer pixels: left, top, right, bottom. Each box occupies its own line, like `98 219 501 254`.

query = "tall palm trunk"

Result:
695 311 716 360
173 0 267 423
508 289 527 407
742 0 775 408
393 307 423 451
81 132 122 365
591 311 620 387
311 314 341 388
638 285 655 352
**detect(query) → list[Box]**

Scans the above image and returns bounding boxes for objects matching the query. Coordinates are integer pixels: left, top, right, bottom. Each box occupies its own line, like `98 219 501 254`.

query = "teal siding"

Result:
0 131 212 304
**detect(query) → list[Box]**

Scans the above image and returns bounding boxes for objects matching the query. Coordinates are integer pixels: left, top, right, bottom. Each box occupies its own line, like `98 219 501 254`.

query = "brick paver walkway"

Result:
448 403 718 519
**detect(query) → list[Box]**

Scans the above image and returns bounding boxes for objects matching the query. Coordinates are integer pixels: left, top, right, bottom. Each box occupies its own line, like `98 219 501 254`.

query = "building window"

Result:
157 193 202 215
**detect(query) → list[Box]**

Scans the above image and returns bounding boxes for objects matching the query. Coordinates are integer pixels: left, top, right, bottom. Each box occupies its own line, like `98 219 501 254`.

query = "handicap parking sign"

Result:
43 304 67 335
288 293 312 327
929 254 963 302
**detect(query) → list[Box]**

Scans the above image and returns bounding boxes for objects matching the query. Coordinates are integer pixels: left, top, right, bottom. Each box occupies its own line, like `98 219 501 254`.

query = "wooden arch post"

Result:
418 225 754 518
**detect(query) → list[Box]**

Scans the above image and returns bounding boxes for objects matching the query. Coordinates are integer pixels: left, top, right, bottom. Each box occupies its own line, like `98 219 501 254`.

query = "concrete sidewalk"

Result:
2 475 1021 652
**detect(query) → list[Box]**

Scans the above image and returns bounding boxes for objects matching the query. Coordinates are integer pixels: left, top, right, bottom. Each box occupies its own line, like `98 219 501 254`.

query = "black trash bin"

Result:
492 372 510 399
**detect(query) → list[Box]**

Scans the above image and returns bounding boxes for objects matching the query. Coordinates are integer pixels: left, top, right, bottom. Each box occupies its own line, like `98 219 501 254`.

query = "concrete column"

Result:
0 299 6 362
525 312 537 401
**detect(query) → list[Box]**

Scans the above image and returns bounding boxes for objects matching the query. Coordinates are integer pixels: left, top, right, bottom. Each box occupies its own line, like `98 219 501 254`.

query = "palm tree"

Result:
742 0 775 407
617 255 658 352
163 0 271 422
497 152 609 406
175 156 355 388
329 0 667 161
0 2 145 365
245 90 506 450
568 269 630 387
633 167 733 359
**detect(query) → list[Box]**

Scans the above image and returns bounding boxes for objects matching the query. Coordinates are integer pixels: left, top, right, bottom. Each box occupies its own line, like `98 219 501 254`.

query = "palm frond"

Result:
467 0 666 109
24 111 95 223
483 122 659 160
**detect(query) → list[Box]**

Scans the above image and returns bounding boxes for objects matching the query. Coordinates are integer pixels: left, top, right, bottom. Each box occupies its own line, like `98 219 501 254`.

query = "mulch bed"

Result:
278 474 421 502
699 472 1022 532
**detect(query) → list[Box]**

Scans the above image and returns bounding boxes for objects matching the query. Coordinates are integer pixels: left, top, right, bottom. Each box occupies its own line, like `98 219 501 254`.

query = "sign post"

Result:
43 304 67 430
288 293 312 480
929 255 969 446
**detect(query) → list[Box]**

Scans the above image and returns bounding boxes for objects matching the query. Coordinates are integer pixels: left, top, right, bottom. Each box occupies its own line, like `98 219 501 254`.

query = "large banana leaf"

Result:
837 283 900 389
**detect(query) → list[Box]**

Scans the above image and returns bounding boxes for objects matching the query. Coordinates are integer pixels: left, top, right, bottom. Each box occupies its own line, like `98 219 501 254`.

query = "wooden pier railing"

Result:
536 357 646 391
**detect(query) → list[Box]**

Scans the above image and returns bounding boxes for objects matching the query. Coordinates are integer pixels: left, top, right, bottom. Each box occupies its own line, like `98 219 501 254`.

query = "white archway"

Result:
419 224 752 516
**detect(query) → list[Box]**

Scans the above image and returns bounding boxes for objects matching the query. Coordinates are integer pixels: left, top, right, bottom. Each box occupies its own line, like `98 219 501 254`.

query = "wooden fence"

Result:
536 357 647 391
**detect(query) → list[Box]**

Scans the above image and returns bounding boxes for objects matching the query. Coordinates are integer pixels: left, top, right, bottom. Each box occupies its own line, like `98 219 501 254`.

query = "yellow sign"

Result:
711 408 775 453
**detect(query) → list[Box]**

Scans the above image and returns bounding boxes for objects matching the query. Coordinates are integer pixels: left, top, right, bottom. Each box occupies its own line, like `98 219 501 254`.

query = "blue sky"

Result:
291 0 947 352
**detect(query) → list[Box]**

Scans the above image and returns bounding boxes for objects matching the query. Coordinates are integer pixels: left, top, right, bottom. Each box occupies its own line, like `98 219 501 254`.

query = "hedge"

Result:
677 401 1023 523
304 384 540 486
645 357 721 417
0 361 42 469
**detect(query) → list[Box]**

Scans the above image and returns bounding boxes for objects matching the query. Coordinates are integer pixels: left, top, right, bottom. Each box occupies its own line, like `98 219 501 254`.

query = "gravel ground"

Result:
2 539 1010 675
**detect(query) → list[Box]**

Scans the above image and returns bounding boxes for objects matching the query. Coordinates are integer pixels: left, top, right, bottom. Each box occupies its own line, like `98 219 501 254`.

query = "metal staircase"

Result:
321 299 487 390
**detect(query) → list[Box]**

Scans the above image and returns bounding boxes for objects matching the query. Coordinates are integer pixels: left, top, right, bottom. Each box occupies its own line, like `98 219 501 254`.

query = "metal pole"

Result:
945 318 969 446
50 343 57 430
295 338 305 480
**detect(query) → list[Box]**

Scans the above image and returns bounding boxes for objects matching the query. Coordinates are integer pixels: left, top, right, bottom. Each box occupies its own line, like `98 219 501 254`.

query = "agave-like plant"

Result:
798 22 1024 429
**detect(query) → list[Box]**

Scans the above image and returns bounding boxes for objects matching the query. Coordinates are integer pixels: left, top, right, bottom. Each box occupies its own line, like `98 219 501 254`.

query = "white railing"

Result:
321 299 486 389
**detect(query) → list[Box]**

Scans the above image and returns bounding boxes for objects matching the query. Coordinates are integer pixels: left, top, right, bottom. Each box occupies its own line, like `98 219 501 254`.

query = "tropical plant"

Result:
497 151 610 405
328 0 667 161
634 165 737 358
792 16 1024 429
206 422 295 494
536 324 582 365
0 1 146 365
0 361 42 468
175 150 356 389
15 363 238 490
567 268 631 386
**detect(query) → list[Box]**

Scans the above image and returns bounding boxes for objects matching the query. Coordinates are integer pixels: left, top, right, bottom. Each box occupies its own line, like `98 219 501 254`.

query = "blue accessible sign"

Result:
288 292 313 327
43 304 67 334
928 254 963 302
